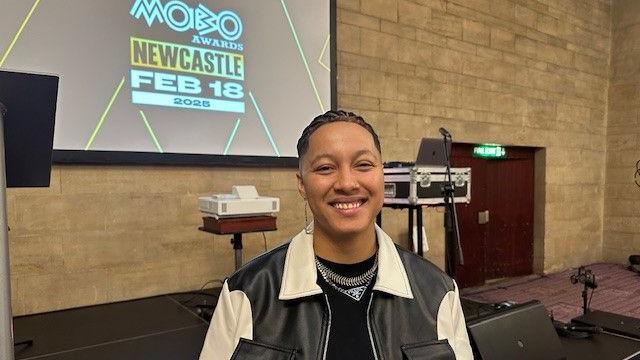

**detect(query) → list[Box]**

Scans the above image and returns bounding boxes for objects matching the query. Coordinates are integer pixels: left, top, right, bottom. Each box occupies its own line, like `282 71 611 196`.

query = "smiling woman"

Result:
296 117 384 264
199 111 473 360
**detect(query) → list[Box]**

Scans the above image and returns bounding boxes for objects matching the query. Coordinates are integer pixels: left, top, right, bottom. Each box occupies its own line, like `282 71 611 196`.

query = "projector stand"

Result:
0 103 15 360
199 216 277 271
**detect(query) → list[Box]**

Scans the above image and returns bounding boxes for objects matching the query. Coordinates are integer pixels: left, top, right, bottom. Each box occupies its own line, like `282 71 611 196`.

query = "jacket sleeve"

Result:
436 280 474 360
199 280 253 360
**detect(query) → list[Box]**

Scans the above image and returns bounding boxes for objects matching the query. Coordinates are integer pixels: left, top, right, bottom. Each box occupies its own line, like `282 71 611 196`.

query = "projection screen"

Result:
0 0 335 166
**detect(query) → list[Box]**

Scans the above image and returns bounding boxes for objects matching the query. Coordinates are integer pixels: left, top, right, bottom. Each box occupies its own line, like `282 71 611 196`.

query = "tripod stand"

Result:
439 128 464 277
571 266 597 315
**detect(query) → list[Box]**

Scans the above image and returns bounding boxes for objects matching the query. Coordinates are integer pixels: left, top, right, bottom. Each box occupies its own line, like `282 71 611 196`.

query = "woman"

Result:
199 110 472 360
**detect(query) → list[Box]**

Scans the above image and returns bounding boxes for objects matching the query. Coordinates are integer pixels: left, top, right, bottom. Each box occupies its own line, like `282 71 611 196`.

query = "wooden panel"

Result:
450 144 535 287
486 156 535 278
451 144 487 288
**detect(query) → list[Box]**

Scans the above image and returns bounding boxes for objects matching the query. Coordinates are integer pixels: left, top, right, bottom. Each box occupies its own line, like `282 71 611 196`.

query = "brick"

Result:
419 0 446 12
477 46 503 60
338 9 380 30
490 93 517 114
361 29 399 60
525 97 556 119
526 28 549 43
537 13 560 37
491 27 515 52
381 20 416 39
428 9 463 39
338 94 379 110
380 99 414 114
537 44 573 68
515 4 537 28
462 57 516 83
398 38 430 67
338 52 380 70
337 0 359 11
609 84 640 108
416 29 447 47
337 66 361 95
380 59 415 76
337 23 360 54
447 38 477 55
515 35 538 57
491 0 515 21
460 87 491 111
360 69 397 99
430 47 464 73
361 0 397 22
359 111 398 137
396 114 429 138
397 75 430 103
430 82 461 107
463 19 490 46
398 0 430 28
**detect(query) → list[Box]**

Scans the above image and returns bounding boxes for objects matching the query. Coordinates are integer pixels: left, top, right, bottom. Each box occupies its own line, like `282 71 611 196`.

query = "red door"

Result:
451 144 535 288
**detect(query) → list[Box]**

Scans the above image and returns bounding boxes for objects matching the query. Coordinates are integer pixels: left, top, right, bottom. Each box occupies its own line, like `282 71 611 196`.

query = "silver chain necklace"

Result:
316 253 378 287
315 253 378 301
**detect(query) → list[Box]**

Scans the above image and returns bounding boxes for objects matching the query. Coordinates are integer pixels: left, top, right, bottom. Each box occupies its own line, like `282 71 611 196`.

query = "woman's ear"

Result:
296 171 306 200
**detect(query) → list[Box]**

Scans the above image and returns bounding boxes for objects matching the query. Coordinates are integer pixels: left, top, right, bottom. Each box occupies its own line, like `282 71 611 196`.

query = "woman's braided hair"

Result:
296 110 382 161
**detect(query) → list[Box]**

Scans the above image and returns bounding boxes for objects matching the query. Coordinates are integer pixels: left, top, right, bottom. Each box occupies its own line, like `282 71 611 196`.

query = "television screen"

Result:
0 0 334 165
0 70 58 187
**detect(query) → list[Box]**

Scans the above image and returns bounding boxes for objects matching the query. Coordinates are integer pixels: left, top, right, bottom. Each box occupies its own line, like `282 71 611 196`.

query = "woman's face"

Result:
297 121 384 239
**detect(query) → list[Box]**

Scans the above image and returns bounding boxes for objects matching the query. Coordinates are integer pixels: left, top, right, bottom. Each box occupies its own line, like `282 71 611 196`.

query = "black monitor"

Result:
0 70 58 187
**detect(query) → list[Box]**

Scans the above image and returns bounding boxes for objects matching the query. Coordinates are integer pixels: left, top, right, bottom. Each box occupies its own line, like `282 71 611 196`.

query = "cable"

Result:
262 232 268 252
588 287 595 310
179 278 224 305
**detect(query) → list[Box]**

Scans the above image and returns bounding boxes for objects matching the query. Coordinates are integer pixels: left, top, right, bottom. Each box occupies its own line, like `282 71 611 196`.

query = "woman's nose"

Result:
334 168 359 192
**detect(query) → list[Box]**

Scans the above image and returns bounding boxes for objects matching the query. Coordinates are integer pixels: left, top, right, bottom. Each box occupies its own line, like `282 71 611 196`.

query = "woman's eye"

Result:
357 162 374 169
316 166 333 172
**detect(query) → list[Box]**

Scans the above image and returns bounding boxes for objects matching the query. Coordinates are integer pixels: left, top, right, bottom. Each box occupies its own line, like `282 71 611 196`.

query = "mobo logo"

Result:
130 0 243 41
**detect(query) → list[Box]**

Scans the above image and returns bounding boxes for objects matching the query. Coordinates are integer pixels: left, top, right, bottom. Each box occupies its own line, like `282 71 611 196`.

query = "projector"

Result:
198 185 279 218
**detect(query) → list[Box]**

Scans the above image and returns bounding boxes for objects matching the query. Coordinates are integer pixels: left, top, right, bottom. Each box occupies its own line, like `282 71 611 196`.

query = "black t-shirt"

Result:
316 254 377 360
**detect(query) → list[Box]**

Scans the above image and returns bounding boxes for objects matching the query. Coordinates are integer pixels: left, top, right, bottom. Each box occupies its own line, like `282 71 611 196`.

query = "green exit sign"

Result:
473 144 507 159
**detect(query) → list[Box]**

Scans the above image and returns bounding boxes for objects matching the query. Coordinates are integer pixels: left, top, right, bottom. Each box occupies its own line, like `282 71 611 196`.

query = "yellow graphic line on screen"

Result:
84 77 126 150
0 0 42 68
318 35 330 72
139 110 164 153
280 0 325 112
223 119 241 155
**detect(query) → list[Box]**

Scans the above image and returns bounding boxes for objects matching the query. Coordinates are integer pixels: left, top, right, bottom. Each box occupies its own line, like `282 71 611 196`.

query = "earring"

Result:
304 200 313 234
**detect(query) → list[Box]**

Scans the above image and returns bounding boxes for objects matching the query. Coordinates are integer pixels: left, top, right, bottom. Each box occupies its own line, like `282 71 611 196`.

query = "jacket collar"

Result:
278 225 414 300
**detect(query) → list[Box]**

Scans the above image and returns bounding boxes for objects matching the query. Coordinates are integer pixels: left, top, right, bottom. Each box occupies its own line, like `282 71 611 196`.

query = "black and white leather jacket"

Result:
199 225 473 360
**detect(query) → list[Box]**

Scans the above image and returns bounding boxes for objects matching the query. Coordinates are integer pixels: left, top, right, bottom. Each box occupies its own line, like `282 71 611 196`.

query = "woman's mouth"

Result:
330 199 366 215
332 201 363 209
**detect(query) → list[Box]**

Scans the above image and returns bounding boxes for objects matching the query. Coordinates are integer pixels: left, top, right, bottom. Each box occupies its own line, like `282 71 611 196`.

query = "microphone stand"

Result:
440 131 464 277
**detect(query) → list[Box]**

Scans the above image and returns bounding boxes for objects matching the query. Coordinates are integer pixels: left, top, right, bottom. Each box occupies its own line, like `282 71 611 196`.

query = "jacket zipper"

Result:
322 294 332 360
366 293 380 360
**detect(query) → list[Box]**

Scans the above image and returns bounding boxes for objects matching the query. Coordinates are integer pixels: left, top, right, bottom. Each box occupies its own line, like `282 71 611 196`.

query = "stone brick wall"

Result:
603 0 640 263
7 0 612 315
336 0 610 275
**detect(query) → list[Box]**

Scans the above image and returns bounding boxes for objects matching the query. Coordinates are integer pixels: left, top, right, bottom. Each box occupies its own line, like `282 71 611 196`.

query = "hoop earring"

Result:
304 200 313 234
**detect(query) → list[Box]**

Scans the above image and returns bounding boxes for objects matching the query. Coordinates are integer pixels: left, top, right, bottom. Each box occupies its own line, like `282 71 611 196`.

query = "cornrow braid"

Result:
296 110 382 162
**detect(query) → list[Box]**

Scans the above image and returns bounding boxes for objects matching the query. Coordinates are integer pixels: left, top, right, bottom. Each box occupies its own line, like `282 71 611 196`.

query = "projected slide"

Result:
0 0 331 157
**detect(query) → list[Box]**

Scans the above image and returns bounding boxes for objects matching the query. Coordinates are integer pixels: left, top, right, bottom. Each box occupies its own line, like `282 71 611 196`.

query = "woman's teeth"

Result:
333 202 362 210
